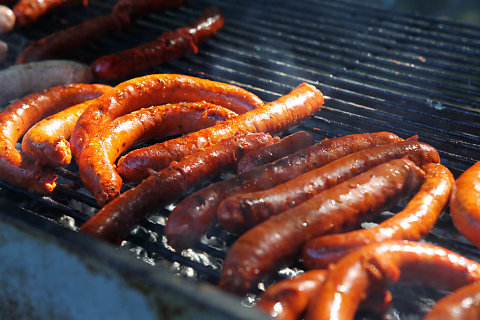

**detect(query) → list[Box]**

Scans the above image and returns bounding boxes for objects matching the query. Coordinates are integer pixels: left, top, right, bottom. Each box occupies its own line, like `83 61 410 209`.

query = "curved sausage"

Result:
219 159 426 295
0 83 109 193
13 0 88 26
0 60 93 107
117 83 323 182
0 5 15 33
304 240 480 320
21 85 112 168
450 161 480 248
236 131 315 174
79 132 276 244
77 102 238 206
91 6 224 81
70 74 264 157
424 280 480 320
303 163 454 269
218 140 440 234
166 131 403 252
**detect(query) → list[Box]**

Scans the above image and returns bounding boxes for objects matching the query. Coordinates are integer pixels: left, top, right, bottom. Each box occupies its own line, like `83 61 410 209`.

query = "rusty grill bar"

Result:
0 0 479 319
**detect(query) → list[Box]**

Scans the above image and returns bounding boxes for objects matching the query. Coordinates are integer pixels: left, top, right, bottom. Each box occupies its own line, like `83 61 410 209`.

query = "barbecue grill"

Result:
0 0 479 319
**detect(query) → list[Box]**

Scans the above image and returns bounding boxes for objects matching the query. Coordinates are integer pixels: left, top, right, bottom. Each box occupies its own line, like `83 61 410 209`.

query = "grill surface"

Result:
0 0 479 319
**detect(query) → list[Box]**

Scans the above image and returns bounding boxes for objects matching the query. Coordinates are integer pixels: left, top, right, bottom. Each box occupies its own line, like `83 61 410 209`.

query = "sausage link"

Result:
303 163 453 269
218 140 440 234
13 0 88 26
166 131 402 252
219 159 425 295
424 281 480 320
236 130 315 174
70 74 263 157
77 102 237 206
117 83 323 182
450 161 480 248
0 5 15 33
22 85 112 168
79 132 275 244
304 240 480 320
0 84 109 193
91 6 224 81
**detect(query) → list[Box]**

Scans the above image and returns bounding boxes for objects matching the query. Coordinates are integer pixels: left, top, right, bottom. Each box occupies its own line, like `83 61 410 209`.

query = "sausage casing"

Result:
13 0 88 26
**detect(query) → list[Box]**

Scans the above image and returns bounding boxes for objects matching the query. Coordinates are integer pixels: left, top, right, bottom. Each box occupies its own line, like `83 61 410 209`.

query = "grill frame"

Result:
0 0 479 319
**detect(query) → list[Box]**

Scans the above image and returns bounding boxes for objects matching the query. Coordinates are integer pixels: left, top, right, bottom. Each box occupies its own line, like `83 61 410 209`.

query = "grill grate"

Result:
0 0 479 319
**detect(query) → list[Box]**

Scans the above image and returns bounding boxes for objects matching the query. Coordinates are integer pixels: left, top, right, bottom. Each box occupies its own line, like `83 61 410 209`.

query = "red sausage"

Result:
218 140 440 234
79 132 276 244
77 102 237 206
0 84 109 193
303 163 454 268
91 6 224 81
166 131 403 252
424 281 480 320
236 130 315 174
450 161 480 248
117 83 324 182
70 74 263 157
13 0 88 26
304 240 480 320
219 159 426 295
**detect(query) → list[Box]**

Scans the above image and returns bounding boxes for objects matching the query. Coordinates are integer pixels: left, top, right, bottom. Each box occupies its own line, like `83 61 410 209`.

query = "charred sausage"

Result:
304 240 480 320
236 131 315 174
166 131 403 252
77 102 237 206
13 0 88 26
117 83 323 182
0 84 109 193
218 140 440 234
450 161 480 248
70 74 263 156
79 132 276 244
303 163 453 268
219 159 426 295
91 6 224 81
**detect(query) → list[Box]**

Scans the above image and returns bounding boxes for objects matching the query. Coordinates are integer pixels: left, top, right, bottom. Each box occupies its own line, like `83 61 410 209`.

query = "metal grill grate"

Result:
0 0 479 319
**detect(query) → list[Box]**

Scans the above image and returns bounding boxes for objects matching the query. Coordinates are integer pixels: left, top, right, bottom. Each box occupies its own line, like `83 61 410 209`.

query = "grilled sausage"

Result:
0 60 93 107
424 281 480 320
0 84 109 193
13 0 88 26
236 131 315 174
91 6 224 81
219 159 425 295
304 240 480 320
218 140 440 234
303 163 453 269
117 83 323 182
450 161 480 248
70 74 263 157
0 5 15 33
21 86 112 168
166 131 403 252
79 132 276 244
77 102 238 206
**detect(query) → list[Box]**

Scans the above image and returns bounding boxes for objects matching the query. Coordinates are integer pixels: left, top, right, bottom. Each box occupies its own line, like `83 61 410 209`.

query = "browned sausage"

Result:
77 102 237 206
424 280 480 320
117 83 323 182
236 130 315 174
0 84 109 193
22 85 112 168
91 6 224 81
79 132 276 244
70 74 264 157
450 161 480 248
303 163 454 269
13 0 88 26
218 140 440 234
304 240 480 320
166 131 403 252
219 159 425 295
